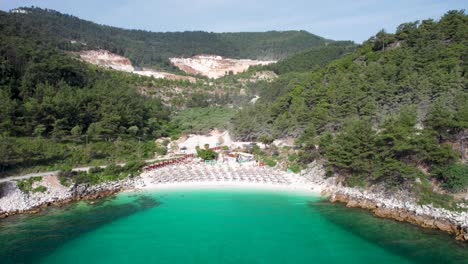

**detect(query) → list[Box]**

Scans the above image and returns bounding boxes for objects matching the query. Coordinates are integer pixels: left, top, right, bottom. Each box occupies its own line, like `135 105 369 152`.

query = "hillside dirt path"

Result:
0 158 163 183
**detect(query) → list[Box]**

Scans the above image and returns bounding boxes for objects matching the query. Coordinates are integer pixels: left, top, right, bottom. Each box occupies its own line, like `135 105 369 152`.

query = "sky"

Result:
0 0 466 43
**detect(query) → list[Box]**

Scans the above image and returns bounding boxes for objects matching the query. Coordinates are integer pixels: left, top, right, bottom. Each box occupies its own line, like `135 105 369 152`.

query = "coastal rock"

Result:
0 175 139 218
330 193 348 203
346 199 361 208
421 217 435 227
373 207 396 219
434 220 457 233
359 199 377 209
310 169 468 242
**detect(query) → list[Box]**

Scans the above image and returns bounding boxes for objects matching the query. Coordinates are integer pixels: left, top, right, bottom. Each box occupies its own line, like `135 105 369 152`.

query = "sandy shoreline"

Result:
134 161 324 195
133 180 323 195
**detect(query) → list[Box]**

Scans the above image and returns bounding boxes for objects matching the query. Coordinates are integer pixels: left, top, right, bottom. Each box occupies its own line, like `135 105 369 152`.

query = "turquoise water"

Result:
1 189 467 264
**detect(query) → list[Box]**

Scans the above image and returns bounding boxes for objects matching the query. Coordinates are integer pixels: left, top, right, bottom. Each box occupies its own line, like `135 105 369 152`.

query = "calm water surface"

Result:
1 189 467 264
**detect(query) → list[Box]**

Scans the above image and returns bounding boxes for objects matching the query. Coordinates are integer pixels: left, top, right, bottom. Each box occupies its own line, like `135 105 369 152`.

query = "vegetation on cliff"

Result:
232 11 468 193
258 41 357 74
169 107 237 134
59 160 145 185
16 176 42 192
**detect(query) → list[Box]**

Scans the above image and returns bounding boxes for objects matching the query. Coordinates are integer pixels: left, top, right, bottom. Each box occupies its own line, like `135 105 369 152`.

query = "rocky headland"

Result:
302 161 468 242
0 175 139 218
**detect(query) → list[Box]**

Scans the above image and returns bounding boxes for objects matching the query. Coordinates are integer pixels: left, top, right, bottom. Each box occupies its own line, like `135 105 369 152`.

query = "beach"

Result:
1 159 467 241
135 160 322 194
136 180 320 194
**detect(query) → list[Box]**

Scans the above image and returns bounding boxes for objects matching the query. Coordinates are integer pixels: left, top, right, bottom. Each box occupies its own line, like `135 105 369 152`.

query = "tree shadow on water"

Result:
307 200 468 264
0 195 160 264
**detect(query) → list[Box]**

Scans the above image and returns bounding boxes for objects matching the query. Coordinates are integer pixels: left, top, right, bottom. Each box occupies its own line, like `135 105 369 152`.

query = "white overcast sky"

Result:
0 0 466 42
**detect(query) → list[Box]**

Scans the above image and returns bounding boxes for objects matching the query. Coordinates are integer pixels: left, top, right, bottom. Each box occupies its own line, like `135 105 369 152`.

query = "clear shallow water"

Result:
1 189 467 264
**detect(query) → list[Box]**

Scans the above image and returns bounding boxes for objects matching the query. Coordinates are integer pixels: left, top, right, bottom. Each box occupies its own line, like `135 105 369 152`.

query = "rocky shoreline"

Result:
0 176 138 218
301 162 468 242
327 191 468 241
1 163 467 242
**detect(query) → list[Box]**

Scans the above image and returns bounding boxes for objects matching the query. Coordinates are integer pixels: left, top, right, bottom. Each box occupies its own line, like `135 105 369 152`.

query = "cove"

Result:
1 189 467 264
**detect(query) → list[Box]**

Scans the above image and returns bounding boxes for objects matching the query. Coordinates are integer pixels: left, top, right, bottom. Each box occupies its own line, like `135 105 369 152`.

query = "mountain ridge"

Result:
2 7 339 71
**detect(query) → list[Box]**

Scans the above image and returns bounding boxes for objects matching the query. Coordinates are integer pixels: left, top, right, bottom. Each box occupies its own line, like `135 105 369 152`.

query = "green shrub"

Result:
265 159 276 167
59 176 72 187
123 160 145 175
105 164 121 174
345 173 367 188
32 185 47 193
288 163 301 173
0 137 156 176
251 145 264 156
155 146 168 156
58 170 75 186
17 177 42 192
196 148 218 161
89 167 104 174
435 164 468 192
72 161 145 185
259 135 275 146
414 181 459 211
170 107 237 134
288 154 298 162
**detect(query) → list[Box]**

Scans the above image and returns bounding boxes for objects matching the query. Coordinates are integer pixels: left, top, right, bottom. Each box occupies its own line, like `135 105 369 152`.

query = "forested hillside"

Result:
1 7 331 70
259 41 357 74
232 11 468 196
0 7 268 174
0 19 175 173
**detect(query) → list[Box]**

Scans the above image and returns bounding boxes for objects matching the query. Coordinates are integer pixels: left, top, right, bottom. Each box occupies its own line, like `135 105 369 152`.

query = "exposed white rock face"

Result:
78 50 196 82
10 8 29 14
170 55 276 79
79 50 135 72
250 96 260 104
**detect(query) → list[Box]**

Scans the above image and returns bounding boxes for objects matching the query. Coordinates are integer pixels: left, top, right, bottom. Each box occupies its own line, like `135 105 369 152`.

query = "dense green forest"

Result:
233 11 468 195
0 18 176 174
1 7 332 71
259 41 357 74
0 37 171 140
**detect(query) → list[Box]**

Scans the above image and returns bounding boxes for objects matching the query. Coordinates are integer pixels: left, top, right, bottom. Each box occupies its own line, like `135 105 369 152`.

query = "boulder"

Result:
346 199 360 208
330 193 348 203
434 220 457 233
360 199 377 209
